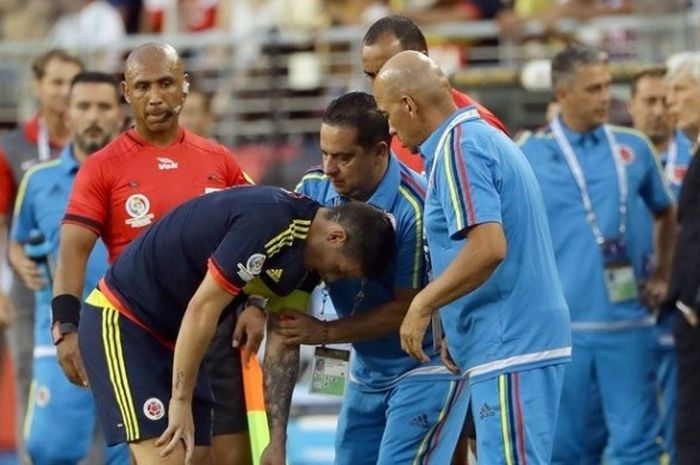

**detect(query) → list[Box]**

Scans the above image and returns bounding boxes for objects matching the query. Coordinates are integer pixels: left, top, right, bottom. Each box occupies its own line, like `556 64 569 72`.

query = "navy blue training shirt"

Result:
99 185 320 343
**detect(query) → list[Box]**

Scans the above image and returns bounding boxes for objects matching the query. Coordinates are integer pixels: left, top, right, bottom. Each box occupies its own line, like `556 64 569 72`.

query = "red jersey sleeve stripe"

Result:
62 213 103 236
207 258 241 296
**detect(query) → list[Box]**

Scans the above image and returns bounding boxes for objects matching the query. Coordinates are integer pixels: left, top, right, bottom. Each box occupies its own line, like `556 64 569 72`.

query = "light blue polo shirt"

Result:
660 129 694 198
419 106 571 383
11 146 108 351
296 155 454 390
519 118 673 330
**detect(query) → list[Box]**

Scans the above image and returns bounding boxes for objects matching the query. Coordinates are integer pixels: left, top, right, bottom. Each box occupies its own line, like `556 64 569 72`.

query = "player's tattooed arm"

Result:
174 371 185 390
263 313 299 446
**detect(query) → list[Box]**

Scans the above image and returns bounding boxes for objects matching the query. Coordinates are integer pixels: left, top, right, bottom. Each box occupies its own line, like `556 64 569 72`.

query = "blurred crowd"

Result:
0 0 694 43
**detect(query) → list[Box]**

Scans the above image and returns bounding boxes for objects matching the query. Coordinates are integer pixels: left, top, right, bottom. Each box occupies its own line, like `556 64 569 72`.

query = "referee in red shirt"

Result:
51 43 255 465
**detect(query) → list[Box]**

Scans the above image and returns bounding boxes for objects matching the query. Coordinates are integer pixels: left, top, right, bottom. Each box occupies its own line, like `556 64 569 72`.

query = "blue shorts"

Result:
24 356 129 465
425 364 565 465
79 289 213 446
335 377 466 465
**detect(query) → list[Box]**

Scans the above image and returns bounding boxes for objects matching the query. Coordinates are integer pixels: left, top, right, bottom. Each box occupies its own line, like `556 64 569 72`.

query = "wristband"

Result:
247 295 268 311
52 322 78 345
51 294 81 326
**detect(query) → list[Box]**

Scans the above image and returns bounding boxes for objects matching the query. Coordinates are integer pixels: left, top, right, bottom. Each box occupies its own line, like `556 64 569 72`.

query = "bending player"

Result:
78 185 395 465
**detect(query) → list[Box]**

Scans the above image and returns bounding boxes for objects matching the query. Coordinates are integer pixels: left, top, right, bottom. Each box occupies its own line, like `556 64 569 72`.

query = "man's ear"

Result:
375 140 389 159
402 95 417 118
121 81 131 104
326 226 348 245
553 84 567 103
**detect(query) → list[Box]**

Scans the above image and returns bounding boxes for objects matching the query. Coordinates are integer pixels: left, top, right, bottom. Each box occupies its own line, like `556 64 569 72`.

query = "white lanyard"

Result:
665 136 677 181
550 118 628 245
37 117 51 162
426 108 481 193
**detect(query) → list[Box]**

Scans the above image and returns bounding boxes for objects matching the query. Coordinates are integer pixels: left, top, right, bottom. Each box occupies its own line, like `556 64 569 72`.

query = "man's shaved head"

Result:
375 51 451 105
373 51 456 149
125 43 183 80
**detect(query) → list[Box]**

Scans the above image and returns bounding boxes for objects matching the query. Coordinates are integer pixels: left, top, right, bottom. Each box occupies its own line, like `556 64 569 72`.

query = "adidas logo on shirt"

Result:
157 157 179 170
266 268 283 282
409 413 430 428
479 402 495 420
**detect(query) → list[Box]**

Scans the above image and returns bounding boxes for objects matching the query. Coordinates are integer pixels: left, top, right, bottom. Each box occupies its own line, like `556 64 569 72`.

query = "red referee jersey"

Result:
391 89 509 173
64 127 250 262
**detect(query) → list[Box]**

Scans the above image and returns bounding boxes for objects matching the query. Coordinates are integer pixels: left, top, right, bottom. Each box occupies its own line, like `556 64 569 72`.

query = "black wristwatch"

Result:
52 321 78 345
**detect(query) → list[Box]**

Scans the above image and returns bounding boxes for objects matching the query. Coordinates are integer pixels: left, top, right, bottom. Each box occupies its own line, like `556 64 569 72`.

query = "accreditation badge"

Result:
601 238 638 303
310 347 350 396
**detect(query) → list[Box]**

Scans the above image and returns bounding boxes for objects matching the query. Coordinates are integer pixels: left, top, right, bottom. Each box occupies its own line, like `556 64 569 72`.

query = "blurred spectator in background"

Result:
106 0 143 34
497 0 635 50
323 0 390 26
0 0 58 40
179 85 214 139
389 1 509 69
144 0 219 33
49 0 126 71
519 43 675 465
664 52 700 465
0 48 83 464
389 0 499 23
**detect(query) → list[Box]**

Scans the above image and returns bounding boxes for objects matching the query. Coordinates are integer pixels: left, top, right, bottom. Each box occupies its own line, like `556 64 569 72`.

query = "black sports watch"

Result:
52 321 78 345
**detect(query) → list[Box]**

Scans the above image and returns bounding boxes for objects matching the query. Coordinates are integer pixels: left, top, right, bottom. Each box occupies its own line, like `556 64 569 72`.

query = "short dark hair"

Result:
551 44 608 89
630 66 667 97
70 71 121 103
362 15 428 53
327 202 396 279
322 92 390 151
31 49 84 80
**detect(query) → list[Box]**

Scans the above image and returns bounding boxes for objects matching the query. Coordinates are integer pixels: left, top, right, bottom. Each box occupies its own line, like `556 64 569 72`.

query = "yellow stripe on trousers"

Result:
412 380 459 465
499 374 515 465
102 307 140 441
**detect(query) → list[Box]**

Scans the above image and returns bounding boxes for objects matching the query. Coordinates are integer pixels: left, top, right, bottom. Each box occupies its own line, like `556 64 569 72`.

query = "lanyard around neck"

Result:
37 117 51 162
426 108 480 193
665 135 677 181
550 118 628 244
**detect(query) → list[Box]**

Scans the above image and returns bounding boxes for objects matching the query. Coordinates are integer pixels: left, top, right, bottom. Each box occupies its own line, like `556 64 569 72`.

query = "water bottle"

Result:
24 230 53 307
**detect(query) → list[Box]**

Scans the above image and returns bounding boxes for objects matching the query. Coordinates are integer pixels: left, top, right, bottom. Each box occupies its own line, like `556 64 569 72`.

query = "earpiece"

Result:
182 81 190 95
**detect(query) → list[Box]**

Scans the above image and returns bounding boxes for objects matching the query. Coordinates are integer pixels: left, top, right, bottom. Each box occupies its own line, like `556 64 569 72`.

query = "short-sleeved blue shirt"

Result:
519 118 673 330
11 146 108 350
297 156 455 389
419 107 571 382
102 186 320 344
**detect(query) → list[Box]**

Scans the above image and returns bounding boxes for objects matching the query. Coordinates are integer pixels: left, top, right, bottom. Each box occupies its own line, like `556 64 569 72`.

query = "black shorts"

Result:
80 290 214 446
204 310 248 435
